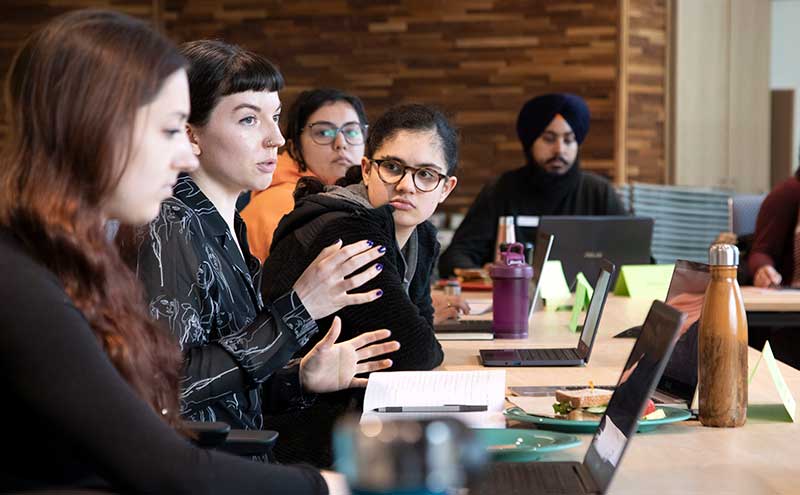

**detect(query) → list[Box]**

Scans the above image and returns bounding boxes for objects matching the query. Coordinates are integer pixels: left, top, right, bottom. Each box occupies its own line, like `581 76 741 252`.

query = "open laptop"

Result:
478 259 614 367
514 259 708 409
471 300 686 495
538 216 653 287
434 231 554 340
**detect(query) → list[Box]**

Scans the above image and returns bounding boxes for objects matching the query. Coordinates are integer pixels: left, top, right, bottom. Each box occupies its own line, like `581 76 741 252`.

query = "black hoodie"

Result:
263 186 443 371
260 185 444 466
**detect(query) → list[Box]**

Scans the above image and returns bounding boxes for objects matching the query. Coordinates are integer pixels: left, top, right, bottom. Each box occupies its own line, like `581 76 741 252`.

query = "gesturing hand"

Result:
300 317 400 394
293 239 385 320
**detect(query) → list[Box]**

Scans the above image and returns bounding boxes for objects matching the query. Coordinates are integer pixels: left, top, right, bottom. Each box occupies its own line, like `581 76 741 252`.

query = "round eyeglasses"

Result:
371 159 448 193
306 122 367 146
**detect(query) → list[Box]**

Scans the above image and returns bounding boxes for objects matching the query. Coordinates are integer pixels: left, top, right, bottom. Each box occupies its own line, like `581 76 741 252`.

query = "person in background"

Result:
747 166 800 370
261 104 459 466
432 292 471 323
0 9 349 493
748 167 800 288
242 88 368 262
438 93 627 277
131 40 397 447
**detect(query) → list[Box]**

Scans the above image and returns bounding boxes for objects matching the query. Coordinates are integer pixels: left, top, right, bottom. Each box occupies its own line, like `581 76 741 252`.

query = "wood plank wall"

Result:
0 1 670 211
0 1 158 154
623 0 668 184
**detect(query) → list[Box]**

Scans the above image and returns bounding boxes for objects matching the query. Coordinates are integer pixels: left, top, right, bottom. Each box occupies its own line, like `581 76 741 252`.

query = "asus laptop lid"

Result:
538 216 653 287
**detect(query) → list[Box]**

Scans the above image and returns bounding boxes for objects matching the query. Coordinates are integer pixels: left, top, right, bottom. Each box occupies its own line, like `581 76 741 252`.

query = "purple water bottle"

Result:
489 242 533 339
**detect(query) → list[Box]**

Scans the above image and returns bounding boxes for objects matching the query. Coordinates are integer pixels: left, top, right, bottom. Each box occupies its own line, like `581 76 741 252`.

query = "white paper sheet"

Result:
361 370 506 428
464 300 492 315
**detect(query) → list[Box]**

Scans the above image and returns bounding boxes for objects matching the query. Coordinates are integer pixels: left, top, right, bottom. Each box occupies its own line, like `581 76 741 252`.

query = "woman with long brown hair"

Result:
0 9 346 493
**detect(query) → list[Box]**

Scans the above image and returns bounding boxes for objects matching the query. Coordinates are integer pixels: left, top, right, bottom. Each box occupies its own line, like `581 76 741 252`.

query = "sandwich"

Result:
453 267 491 283
552 388 666 421
552 388 613 420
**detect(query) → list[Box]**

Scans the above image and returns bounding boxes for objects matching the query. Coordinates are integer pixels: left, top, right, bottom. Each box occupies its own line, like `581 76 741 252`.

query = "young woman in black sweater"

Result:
261 104 460 466
0 9 360 494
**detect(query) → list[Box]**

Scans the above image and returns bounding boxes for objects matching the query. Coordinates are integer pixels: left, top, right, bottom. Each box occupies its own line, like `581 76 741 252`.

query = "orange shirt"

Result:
242 152 316 262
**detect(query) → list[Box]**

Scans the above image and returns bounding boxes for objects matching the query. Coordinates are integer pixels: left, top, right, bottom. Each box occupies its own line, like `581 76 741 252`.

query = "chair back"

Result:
728 194 766 235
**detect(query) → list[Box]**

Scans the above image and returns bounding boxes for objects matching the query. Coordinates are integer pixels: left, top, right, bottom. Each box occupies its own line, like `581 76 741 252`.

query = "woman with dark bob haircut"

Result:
242 88 368 261
131 38 398 457
261 103 459 466
0 9 352 493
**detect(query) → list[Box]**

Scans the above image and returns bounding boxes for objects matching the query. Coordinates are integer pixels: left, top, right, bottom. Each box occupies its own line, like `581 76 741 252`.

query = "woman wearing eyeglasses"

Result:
242 89 368 261
260 103 458 466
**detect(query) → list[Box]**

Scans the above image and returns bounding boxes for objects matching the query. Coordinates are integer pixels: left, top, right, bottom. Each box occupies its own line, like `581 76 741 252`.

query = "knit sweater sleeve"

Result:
301 211 443 371
331 214 442 370
748 179 800 279
603 180 628 215
438 180 500 277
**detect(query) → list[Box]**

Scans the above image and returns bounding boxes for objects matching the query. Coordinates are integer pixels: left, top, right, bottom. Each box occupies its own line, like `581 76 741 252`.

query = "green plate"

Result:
473 428 581 462
504 406 692 433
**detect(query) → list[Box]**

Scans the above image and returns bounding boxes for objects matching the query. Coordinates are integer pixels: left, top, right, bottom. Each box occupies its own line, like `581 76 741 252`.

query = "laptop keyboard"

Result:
519 348 580 362
474 462 593 494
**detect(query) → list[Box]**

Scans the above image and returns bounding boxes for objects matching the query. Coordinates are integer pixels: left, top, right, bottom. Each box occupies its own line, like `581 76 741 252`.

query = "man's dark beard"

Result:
534 155 575 175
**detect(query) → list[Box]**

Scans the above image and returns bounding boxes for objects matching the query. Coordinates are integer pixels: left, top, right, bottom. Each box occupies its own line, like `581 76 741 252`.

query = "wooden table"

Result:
742 286 800 328
439 295 800 495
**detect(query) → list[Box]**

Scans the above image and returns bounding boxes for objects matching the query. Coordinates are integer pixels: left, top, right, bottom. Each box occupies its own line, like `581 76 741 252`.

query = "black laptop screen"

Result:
579 266 612 351
658 260 710 402
538 215 653 287
583 302 684 492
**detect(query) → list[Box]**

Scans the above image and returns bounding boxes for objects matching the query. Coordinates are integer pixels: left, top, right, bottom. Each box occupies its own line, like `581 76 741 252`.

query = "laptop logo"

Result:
584 251 604 259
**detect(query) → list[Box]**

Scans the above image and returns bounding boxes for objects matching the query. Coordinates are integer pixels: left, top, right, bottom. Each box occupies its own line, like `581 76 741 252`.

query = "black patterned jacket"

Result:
135 174 318 431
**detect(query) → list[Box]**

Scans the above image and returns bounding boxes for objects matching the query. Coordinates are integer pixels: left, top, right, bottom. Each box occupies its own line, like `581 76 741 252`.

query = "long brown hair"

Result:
0 10 185 428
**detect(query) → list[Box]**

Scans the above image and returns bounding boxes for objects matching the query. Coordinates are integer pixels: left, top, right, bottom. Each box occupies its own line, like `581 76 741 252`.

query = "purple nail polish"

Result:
375 263 383 271
366 240 374 247
376 289 383 297
378 245 387 253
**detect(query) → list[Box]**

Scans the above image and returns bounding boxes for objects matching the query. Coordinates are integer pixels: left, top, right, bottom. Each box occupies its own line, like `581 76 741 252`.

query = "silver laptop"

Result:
478 259 614 367
434 231 554 339
471 300 686 495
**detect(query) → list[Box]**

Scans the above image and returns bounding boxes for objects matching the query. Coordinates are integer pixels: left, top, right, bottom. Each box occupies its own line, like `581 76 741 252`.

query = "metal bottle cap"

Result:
708 243 739 266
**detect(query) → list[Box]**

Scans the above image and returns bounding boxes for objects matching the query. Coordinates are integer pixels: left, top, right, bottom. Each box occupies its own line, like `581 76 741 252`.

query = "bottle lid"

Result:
490 242 534 279
708 243 739 266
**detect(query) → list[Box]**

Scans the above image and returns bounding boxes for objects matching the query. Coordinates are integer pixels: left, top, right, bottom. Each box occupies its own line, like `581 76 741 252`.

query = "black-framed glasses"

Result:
305 121 367 145
371 159 448 193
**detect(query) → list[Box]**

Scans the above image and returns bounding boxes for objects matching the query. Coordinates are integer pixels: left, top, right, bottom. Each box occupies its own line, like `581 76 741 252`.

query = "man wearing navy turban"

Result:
439 93 627 276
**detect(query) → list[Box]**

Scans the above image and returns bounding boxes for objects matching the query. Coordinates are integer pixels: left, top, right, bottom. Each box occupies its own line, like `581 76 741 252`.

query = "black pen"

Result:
372 404 488 413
